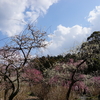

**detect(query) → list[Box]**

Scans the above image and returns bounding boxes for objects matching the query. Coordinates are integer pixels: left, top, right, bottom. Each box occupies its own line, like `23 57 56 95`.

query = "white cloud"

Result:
42 25 91 56
0 0 59 36
88 6 100 31
41 6 100 56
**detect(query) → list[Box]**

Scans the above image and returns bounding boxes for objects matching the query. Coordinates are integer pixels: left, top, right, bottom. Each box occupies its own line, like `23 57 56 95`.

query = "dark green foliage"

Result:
80 31 100 74
30 53 80 74
64 53 80 62
30 56 56 73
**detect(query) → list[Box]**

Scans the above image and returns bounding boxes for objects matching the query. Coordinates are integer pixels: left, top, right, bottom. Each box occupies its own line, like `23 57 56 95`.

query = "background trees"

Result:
80 31 100 74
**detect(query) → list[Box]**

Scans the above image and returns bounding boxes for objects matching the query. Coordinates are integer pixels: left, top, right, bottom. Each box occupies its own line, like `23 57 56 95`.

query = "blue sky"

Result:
37 0 98 29
0 0 100 56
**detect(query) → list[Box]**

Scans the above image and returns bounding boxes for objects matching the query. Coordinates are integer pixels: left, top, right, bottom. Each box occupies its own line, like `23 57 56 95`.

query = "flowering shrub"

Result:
44 59 88 91
91 76 100 88
23 68 43 83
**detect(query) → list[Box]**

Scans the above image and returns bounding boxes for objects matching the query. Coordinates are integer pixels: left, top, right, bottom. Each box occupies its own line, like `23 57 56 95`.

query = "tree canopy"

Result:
80 31 100 74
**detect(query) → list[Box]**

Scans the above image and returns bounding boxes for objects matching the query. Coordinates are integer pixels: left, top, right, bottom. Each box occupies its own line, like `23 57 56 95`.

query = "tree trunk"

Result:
66 82 74 100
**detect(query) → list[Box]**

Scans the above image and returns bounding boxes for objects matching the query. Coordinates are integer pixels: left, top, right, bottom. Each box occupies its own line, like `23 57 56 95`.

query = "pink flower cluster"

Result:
67 59 87 70
73 81 88 92
24 68 43 83
91 76 100 87
49 76 59 84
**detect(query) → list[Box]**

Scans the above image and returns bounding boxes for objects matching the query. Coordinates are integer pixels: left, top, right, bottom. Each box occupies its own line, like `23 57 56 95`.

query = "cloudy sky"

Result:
0 0 100 56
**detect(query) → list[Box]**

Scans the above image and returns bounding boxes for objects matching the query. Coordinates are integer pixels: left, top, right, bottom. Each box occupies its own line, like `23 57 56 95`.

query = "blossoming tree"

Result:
0 23 47 100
